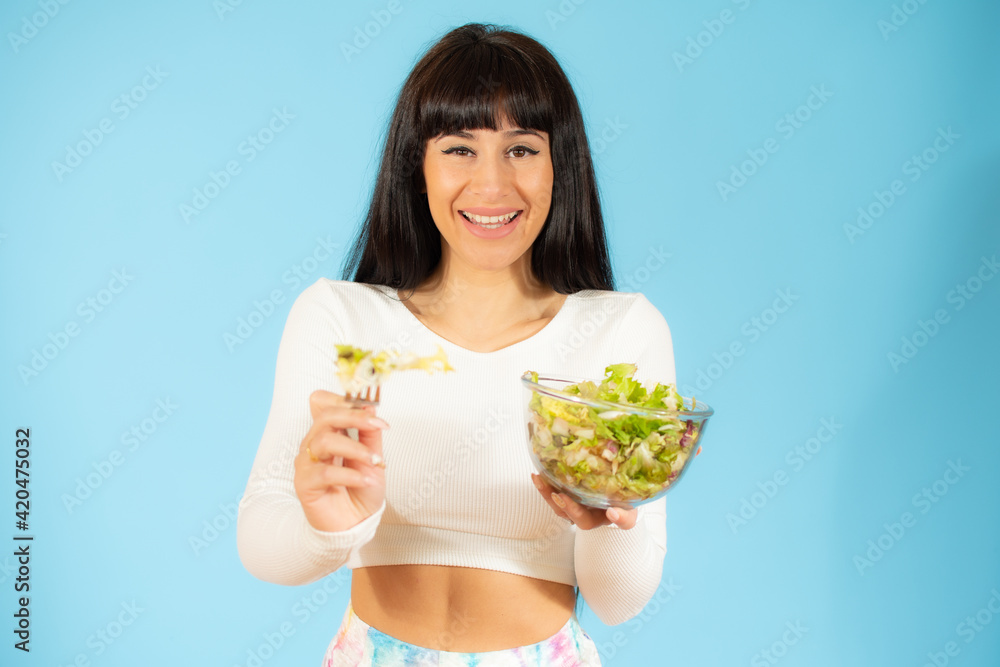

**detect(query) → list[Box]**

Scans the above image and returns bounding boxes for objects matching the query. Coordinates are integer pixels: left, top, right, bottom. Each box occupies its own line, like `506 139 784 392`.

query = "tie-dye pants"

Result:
322 601 602 666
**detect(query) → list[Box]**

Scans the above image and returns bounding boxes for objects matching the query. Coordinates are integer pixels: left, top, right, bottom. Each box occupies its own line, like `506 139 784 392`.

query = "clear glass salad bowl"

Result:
521 371 714 510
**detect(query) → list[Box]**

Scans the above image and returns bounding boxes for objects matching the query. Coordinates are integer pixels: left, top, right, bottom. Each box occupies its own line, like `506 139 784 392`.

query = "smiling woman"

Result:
346 22 613 296
238 22 673 667
422 122 553 272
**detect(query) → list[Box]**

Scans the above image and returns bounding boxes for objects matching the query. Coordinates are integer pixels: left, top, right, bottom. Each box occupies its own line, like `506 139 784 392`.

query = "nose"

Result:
468 152 511 199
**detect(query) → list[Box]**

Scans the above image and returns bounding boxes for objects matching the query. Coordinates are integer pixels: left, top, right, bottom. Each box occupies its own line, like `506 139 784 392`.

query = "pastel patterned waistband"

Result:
322 601 602 666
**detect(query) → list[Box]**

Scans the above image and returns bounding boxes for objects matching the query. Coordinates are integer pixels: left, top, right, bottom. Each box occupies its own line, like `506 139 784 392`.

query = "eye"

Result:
441 146 473 157
509 145 540 158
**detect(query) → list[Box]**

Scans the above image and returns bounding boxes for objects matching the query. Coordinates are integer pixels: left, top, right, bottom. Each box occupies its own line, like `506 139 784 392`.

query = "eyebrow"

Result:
435 129 545 141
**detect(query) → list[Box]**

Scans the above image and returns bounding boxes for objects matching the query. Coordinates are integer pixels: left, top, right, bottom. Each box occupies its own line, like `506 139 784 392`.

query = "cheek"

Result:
426 167 465 202
528 171 554 214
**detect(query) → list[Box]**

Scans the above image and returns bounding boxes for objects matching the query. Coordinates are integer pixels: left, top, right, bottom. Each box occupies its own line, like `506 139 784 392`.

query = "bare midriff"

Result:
350 565 576 651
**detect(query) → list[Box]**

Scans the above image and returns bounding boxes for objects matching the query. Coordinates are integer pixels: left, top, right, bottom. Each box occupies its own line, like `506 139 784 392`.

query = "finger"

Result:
309 391 389 429
605 506 638 530
531 475 573 522
314 405 388 456
553 492 589 526
302 402 388 465
308 389 352 421
305 427 382 466
531 473 551 494
549 492 578 525
311 406 390 435
309 462 377 490
531 474 560 505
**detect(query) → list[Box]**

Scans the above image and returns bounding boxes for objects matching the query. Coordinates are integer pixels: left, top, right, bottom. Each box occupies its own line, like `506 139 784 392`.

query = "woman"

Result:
237 23 673 665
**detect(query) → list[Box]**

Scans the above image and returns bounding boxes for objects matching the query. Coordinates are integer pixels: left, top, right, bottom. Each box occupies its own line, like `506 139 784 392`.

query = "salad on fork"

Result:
334 344 454 404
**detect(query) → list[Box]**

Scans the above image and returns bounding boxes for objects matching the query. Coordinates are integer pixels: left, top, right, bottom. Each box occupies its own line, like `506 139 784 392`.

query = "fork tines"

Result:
346 385 381 406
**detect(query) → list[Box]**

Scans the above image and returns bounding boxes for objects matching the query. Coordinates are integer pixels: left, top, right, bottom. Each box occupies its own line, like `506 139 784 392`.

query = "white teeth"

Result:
461 210 519 226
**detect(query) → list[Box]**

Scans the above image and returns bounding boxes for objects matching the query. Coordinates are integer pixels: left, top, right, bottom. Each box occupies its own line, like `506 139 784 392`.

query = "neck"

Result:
409 249 558 329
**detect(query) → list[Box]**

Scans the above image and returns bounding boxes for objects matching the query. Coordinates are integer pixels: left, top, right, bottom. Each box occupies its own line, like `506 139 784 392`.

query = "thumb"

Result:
606 506 638 529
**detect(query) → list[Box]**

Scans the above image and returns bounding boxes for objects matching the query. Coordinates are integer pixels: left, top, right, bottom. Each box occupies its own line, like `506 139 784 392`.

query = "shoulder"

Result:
566 289 635 312
552 290 672 373
296 277 385 301
291 278 392 312
284 278 396 334
567 289 669 329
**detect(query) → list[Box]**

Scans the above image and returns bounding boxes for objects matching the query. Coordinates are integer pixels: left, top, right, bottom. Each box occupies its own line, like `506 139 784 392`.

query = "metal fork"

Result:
344 384 381 407
339 385 382 451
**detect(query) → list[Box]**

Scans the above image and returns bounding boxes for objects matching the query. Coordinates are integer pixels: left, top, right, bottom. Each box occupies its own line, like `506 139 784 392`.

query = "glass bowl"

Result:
521 371 714 510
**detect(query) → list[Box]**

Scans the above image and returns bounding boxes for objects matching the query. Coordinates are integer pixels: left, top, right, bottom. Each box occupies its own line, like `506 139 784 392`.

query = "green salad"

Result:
334 344 453 394
526 363 700 502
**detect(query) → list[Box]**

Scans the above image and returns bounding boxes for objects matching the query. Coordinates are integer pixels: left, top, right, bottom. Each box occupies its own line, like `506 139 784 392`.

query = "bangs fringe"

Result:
417 38 555 139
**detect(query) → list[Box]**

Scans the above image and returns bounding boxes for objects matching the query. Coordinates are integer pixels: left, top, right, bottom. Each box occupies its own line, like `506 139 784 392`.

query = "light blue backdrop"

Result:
2 0 998 665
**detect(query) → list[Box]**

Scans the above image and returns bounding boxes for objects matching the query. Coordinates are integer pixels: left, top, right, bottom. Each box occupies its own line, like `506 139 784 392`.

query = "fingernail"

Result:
531 475 540 488
367 417 390 429
551 492 566 508
371 453 383 466
608 508 620 522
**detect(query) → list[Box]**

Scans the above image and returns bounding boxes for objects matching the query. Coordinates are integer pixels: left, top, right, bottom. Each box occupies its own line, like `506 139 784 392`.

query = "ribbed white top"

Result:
237 278 674 626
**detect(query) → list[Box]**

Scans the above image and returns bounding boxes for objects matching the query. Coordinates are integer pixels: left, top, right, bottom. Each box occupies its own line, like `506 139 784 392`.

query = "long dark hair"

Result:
341 22 615 296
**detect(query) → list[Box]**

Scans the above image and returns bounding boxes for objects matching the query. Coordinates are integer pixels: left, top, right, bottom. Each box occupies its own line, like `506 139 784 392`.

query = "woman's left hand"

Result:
531 473 637 530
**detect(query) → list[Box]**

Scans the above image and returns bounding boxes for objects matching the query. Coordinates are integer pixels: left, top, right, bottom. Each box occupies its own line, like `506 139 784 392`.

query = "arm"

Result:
574 497 667 625
574 293 674 625
236 279 386 586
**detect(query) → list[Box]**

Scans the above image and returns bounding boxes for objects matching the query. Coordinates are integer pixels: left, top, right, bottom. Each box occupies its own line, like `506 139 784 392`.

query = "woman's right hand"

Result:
293 390 389 533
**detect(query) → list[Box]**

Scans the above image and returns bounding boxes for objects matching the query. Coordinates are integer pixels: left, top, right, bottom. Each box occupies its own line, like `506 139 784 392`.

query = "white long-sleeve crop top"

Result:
237 278 674 626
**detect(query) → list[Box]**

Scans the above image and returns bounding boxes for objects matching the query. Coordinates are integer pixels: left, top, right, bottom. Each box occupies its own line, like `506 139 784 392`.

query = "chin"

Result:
464 251 525 273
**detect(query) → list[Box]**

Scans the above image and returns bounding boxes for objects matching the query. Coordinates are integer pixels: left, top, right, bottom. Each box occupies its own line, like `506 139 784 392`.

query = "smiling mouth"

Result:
460 210 521 229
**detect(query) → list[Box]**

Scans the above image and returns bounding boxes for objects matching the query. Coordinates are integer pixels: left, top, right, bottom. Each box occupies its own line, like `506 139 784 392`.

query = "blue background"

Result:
2 0 998 665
